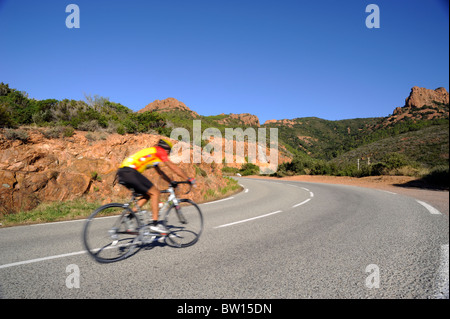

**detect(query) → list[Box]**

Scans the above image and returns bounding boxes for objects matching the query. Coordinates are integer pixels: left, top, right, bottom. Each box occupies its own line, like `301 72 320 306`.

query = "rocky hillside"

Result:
0 129 232 214
138 98 261 128
214 113 260 127
138 86 448 168
385 86 449 125
139 97 200 118
1 85 448 216
264 86 449 128
405 86 449 109
262 86 449 162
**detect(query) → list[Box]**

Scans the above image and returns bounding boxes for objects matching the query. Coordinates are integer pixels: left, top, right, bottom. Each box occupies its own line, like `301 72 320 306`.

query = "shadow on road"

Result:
394 178 449 191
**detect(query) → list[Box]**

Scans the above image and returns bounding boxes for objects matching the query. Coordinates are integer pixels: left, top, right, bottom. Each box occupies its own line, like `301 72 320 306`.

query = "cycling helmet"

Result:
157 138 173 153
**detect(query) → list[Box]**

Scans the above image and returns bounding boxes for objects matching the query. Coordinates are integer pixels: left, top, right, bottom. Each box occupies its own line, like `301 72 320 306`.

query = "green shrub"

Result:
221 166 240 175
381 153 410 169
0 103 14 128
63 126 75 137
239 163 260 176
4 129 29 142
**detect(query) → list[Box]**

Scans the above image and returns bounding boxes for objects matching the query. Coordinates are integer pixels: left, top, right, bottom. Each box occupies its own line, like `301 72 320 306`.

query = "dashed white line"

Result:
377 189 397 195
416 200 442 215
292 198 312 208
238 184 249 193
0 250 87 270
202 196 235 205
214 210 283 229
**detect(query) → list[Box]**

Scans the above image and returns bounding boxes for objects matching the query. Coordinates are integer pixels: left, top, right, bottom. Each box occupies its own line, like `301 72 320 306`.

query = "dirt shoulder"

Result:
246 175 449 215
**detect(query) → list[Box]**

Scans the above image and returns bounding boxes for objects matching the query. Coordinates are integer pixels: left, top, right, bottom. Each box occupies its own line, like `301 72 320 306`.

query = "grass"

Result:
0 199 100 227
203 176 242 201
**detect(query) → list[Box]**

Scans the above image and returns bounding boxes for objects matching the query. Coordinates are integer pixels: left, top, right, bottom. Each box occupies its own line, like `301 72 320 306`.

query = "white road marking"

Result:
433 244 449 299
0 250 87 270
377 189 397 195
214 181 314 229
416 200 442 215
238 183 249 193
29 218 87 227
202 197 234 205
214 210 283 229
28 215 120 227
292 198 312 208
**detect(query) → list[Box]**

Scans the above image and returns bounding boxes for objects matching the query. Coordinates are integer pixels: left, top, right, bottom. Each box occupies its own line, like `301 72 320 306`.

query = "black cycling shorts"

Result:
117 167 153 196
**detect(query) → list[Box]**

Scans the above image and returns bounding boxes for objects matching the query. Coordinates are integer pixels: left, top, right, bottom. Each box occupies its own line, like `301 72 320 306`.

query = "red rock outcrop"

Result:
390 87 449 123
263 119 298 127
138 97 199 118
405 86 449 109
0 129 227 214
217 113 260 127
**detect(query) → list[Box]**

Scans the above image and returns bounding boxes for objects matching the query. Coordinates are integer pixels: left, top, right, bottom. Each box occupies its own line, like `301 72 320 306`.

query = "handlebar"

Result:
164 180 195 195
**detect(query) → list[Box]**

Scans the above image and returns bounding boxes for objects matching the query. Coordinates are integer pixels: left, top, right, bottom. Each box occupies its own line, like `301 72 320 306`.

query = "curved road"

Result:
0 178 448 299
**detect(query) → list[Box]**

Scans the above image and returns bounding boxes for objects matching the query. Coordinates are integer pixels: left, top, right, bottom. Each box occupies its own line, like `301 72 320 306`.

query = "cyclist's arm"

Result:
164 159 189 181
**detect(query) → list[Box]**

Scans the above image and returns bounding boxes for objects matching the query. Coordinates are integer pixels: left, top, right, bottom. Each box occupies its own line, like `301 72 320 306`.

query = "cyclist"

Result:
116 138 195 233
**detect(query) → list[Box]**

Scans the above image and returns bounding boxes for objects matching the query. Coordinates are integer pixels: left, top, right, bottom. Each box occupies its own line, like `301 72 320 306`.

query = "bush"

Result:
63 126 75 137
381 153 410 169
0 84 170 136
4 129 29 142
77 120 101 132
0 103 14 128
221 166 240 175
239 163 260 176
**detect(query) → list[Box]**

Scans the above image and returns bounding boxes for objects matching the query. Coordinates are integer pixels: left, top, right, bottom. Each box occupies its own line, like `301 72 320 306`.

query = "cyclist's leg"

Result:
117 168 165 231
147 185 169 233
121 170 161 222
147 185 161 221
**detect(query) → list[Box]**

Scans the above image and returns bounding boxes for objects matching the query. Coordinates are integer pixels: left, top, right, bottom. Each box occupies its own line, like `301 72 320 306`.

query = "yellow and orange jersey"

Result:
120 146 169 172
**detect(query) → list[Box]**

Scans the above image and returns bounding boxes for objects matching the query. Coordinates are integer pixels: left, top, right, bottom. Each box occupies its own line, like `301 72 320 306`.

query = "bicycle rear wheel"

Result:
163 199 203 248
83 203 142 263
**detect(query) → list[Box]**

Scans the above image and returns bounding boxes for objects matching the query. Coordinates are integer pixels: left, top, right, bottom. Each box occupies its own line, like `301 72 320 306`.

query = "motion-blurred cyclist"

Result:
116 139 195 233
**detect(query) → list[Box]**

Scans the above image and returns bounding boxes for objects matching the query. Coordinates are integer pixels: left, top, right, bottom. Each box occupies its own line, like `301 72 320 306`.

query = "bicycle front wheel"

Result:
83 203 142 263
163 199 203 248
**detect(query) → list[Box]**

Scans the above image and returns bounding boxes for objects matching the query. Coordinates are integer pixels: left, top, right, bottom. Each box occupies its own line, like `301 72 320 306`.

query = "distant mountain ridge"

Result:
141 86 448 167
263 86 449 126
141 86 449 128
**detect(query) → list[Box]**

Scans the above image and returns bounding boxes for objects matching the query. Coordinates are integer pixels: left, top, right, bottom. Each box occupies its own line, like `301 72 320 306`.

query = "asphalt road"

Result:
0 178 448 299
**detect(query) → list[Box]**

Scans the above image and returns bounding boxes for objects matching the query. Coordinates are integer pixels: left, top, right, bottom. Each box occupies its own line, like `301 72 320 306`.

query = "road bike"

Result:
82 181 203 263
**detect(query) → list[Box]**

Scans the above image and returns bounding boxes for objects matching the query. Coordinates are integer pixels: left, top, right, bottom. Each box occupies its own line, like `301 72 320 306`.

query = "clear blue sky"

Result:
0 0 448 123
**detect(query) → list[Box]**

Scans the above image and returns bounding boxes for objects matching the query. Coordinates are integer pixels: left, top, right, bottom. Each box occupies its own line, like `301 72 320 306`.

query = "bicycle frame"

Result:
161 186 179 210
